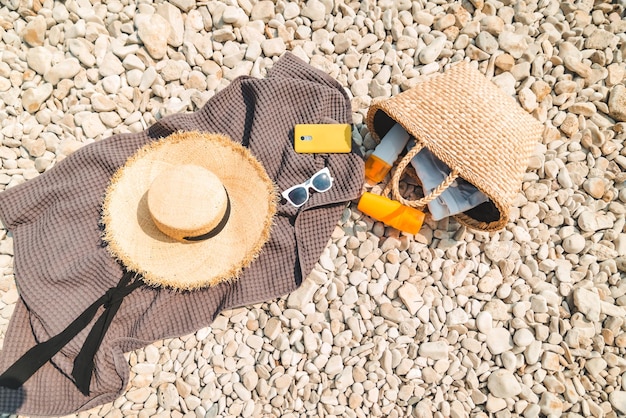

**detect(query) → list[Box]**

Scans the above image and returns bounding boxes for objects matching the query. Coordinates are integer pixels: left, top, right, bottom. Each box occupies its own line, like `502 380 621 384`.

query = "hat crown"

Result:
147 164 228 241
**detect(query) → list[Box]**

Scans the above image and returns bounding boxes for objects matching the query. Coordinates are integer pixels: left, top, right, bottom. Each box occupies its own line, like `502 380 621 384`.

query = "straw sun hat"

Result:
102 131 278 290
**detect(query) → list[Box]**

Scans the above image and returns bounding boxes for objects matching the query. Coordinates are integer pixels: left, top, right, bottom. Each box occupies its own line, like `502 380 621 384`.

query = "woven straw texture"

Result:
102 132 277 291
366 61 545 231
0 53 364 415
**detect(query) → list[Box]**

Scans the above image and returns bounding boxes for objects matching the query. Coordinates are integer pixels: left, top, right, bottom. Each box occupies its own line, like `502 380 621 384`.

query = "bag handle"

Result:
387 141 459 208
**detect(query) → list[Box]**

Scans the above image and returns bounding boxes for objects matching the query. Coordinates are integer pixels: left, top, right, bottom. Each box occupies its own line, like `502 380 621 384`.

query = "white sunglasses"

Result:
282 167 334 207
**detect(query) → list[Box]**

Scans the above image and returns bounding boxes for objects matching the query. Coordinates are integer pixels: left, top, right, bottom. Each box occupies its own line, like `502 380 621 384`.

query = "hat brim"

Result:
102 131 278 290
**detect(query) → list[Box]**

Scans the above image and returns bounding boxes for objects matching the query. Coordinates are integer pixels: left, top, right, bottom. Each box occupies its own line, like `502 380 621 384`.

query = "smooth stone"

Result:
22 84 53 113
584 357 607 377
562 234 586 254
494 54 515 71
487 369 521 398
264 317 282 340
607 63 625 87
513 328 534 347
541 351 561 372
324 355 343 376
418 36 446 65
478 270 503 294
91 94 117 112
205 403 219 418
351 79 370 97
223 6 249 26
334 330 352 347
475 31 498 54
565 60 593 80
434 14 455 31
233 382 252 401
568 102 596 117
498 32 528 58
185 395 202 410
356 34 378 52
583 177 605 199
102 75 121 94
144 345 160 364
261 38 286 57
609 84 626 122
22 139 46 158
524 340 542 365
585 29 618 50
538 392 563 416
22 15 46 46
122 55 146 71
68 39 95 67
419 341 448 360
476 311 493 333
126 387 151 403
578 211 613 232
348 271 368 286
486 395 507 413
80 114 107 138
335 366 354 391
379 303 403 323
542 375 565 394
44 58 81 85
446 308 469 326
396 36 418 50
246 334 263 351
486 328 514 355
286 279 317 310
157 382 179 409
397 283 422 315
609 391 626 414
413 11 434 26
243 370 258 391
518 88 538 112
342 286 358 305
530 295 548 313
483 241 513 262
558 41 582 62
282 2 300 19
600 301 626 317
461 338 481 353
160 60 188 81
480 16 504 35
156 3 185 47
2 288 18 304
137 14 172 60
250 1 274 22
169 0 195 11
26 46 52 75
300 0 326 21
493 72 517 98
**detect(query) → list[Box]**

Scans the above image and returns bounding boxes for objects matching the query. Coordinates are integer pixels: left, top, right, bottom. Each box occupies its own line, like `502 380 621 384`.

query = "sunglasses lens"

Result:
287 187 308 206
312 172 332 191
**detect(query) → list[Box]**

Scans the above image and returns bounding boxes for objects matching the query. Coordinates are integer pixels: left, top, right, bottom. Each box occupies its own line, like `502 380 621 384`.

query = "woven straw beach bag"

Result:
366 61 545 232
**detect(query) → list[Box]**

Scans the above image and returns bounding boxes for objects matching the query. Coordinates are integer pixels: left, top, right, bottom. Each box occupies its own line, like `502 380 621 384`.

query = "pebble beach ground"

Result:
0 0 626 417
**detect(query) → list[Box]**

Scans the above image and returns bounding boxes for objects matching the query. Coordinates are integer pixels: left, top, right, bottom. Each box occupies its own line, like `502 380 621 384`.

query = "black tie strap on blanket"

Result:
0 269 141 395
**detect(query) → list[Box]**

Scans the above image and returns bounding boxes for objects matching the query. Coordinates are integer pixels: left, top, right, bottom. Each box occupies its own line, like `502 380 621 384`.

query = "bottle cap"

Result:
364 154 392 183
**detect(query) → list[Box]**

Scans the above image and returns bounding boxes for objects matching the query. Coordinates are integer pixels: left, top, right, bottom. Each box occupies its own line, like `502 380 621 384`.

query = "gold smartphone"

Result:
294 124 352 153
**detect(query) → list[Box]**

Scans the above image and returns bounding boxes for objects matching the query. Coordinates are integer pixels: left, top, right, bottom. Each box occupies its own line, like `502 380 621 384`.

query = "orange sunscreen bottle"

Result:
364 124 410 183
357 192 425 234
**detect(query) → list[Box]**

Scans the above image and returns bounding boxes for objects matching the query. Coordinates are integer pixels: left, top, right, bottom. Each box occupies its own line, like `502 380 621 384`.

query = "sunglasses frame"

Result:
282 167 334 208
